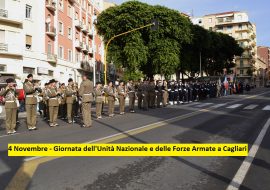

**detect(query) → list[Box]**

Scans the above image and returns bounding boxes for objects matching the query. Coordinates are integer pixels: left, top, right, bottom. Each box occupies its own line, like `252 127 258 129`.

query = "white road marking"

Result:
226 117 270 190
262 105 270 111
211 103 227 108
226 104 242 109
243 104 258 110
195 103 214 108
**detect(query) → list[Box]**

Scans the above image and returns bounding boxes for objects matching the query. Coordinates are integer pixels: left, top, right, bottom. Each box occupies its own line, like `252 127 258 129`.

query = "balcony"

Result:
82 25 89 33
216 17 234 25
88 47 94 55
236 36 251 42
0 43 23 57
46 25 56 38
75 40 83 50
88 30 93 37
82 43 89 53
74 20 83 29
47 54 57 64
46 0 56 12
0 9 23 26
68 0 76 4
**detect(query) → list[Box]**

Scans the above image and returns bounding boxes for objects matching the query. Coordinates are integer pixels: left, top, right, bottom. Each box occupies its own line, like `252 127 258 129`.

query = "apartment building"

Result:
0 0 104 87
192 11 257 82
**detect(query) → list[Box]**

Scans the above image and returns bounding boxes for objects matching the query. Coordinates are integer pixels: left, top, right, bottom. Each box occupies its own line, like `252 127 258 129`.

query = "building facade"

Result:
0 0 104 88
192 11 257 82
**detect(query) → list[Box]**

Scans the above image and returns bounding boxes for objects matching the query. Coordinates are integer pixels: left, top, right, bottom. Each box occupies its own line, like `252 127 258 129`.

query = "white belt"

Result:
83 93 92 96
50 98 57 99
6 100 15 102
26 95 35 97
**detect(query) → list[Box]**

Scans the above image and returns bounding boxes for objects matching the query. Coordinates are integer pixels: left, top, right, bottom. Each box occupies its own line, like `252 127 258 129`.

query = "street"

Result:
0 88 270 190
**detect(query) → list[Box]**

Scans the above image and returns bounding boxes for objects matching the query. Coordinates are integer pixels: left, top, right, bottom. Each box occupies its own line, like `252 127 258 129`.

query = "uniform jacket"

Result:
46 87 59 106
65 85 76 104
0 87 18 109
105 86 116 101
79 79 94 103
23 81 37 105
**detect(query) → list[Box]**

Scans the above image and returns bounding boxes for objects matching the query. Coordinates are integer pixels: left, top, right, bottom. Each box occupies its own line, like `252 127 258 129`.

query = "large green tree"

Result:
181 25 244 78
96 1 192 79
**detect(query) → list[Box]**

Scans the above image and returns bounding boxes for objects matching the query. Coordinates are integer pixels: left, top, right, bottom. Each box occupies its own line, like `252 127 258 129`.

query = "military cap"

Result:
27 74 33 79
6 78 15 84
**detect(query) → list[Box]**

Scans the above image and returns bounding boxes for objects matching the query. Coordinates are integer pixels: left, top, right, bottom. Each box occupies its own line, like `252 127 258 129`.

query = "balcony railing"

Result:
75 20 83 29
47 54 57 63
82 25 89 33
75 40 83 49
0 9 8 18
46 0 56 12
0 9 23 25
217 17 234 25
46 25 56 37
82 43 89 53
0 43 23 56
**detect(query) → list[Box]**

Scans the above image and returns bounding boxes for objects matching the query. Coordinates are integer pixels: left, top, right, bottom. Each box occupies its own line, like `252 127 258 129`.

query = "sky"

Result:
109 0 270 47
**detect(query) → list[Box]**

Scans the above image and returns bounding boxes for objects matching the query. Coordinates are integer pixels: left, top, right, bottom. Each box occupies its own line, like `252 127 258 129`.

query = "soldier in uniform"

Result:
94 82 104 119
59 83 67 119
105 81 116 117
136 80 143 109
23 74 38 131
155 80 163 108
65 78 76 124
142 80 149 111
178 80 184 104
79 74 94 128
117 81 126 115
148 80 156 108
0 78 18 134
168 81 174 105
127 80 136 113
46 79 60 127
162 80 168 107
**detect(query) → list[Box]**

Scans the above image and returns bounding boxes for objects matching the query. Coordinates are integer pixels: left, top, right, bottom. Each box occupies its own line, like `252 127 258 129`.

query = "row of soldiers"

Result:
0 74 237 135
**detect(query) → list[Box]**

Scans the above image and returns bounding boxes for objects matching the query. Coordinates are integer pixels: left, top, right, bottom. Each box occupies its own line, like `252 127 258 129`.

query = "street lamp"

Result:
103 20 158 85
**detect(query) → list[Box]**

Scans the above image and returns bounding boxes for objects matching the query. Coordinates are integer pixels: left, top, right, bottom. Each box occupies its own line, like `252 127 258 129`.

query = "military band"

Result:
1 75 246 135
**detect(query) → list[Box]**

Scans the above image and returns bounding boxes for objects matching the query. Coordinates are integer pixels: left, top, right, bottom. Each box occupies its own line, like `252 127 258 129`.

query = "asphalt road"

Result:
0 88 270 190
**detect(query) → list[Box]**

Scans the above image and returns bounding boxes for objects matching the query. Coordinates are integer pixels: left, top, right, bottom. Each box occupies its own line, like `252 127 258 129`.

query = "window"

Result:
227 25 233 30
68 49 72 62
68 5 72 17
0 30 5 43
59 0 64 10
76 52 80 63
23 67 35 74
59 22 63 35
59 46 64 59
237 15 242 21
68 27 72 39
26 5 32 19
47 43 52 54
25 35 32 50
240 70 244 75
198 19 202 24
238 24 242 30
208 18 212 23
0 64 6 72
75 12 79 20
60 72 64 78
48 70 54 77
240 60 244 67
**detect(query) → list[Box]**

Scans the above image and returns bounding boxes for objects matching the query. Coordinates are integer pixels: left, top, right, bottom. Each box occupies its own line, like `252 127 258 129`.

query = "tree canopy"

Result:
96 1 243 80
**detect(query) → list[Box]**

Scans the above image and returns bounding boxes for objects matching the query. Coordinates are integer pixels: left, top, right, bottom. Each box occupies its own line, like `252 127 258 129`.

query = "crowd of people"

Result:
0 74 252 135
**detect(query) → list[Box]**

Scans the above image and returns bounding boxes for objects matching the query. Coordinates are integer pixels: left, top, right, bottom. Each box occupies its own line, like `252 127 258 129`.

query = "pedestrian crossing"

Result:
181 102 270 111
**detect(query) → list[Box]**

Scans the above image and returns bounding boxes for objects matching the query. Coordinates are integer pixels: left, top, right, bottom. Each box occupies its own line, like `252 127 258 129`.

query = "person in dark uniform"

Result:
127 80 136 113
168 81 174 105
142 80 149 111
173 81 179 105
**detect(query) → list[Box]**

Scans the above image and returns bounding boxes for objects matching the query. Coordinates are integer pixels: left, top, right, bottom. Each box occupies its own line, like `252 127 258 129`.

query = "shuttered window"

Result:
26 35 32 50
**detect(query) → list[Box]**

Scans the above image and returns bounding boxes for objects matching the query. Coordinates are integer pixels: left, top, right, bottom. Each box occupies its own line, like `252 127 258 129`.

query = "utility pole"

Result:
200 51 202 78
104 20 158 85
